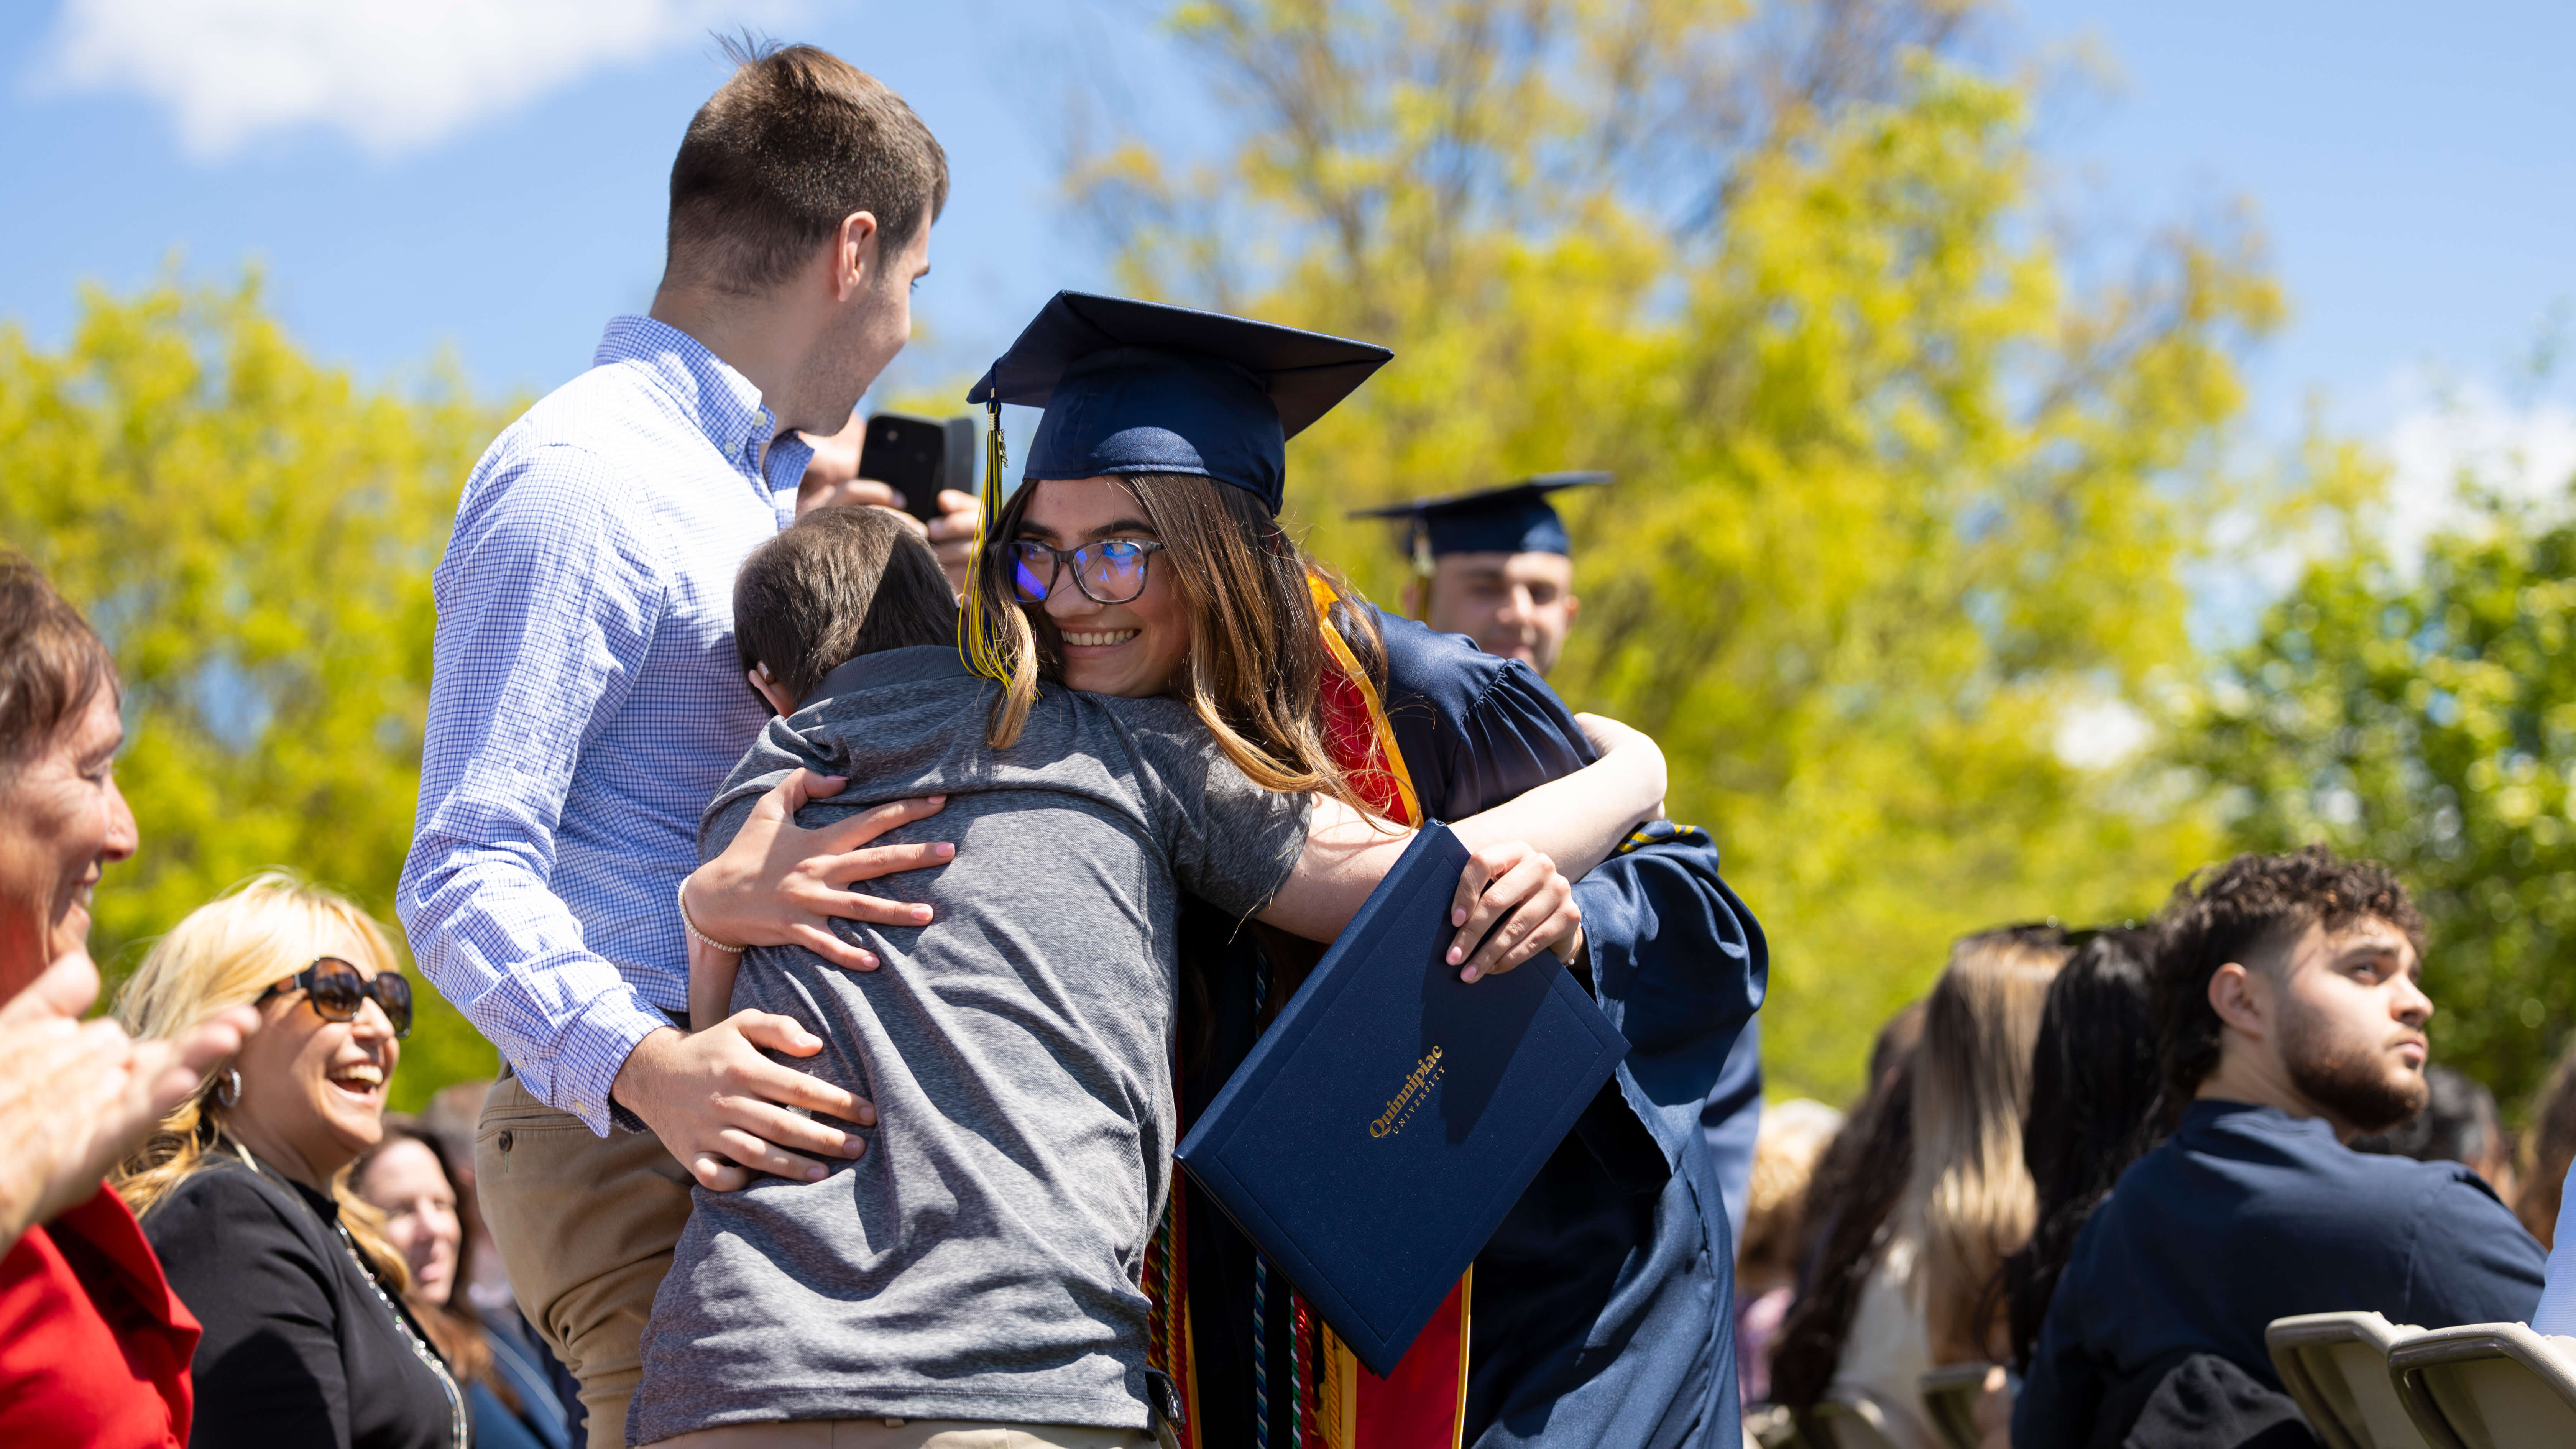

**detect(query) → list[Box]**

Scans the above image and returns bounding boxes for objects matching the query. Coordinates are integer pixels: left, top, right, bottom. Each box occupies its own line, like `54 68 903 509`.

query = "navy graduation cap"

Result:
1349 472 1614 571
966 291 1393 517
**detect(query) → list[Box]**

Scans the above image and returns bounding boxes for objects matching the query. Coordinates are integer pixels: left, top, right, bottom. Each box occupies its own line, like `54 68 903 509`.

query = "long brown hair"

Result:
1906 927 2067 1362
353 1120 517 1411
967 471 1390 822
1770 1014 1924 1414
2519 1042 2576 1247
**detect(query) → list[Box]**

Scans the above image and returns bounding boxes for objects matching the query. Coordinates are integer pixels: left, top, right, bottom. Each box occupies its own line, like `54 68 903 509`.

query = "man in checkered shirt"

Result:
395 42 967 1437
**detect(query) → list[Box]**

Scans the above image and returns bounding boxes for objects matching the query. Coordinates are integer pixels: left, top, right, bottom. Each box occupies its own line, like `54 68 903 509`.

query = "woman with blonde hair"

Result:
115 872 464 1449
1819 925 2068 1449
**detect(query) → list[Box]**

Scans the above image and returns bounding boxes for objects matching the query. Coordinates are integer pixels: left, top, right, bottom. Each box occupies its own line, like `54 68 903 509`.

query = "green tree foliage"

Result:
0 277 506 1110
1079 0 2286 1098
2183 492 2576 1112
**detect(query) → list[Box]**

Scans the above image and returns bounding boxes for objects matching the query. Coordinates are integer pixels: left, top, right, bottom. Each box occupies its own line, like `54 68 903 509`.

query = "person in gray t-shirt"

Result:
629 509 1663 1445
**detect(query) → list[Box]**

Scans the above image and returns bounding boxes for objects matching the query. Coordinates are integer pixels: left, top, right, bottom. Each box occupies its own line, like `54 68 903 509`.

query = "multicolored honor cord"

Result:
1147 574 1474 1449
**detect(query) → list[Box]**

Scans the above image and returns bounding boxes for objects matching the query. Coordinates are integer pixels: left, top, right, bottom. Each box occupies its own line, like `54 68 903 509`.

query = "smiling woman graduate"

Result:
961 292 1769 1449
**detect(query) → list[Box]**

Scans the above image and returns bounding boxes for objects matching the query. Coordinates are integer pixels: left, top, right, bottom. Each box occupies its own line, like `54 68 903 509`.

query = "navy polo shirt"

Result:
2015 1098 2544 1448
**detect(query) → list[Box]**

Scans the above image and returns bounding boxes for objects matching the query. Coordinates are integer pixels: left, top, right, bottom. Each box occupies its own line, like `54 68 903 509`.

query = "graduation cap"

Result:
1349 473 1615 573
966 291 1393 516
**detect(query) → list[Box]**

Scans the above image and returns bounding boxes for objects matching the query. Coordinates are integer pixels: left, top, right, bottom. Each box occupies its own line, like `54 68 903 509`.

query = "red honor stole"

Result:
1143 576 1470 1449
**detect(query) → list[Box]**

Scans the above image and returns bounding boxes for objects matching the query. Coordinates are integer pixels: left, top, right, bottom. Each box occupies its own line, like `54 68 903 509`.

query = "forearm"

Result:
686 934 743 1032
1257 796 1590 975
1254 798 1415 941
398 836 669 1134
1447 715 1664 879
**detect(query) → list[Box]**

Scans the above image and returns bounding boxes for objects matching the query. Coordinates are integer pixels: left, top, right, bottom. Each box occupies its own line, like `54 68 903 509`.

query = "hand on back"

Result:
682 770 955 971
647 768 959 1191
612 1017 877 1193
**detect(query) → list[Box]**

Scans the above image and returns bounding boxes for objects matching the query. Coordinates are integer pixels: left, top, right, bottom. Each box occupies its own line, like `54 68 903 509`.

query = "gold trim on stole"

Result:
1306 574 1423 828
1306 573 1472 1449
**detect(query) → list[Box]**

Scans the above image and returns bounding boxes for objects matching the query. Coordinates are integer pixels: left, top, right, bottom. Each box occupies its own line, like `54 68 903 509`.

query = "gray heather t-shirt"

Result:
629 646 1311 1443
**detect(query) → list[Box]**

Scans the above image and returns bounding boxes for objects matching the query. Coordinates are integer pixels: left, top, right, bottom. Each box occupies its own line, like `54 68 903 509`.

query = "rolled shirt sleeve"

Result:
397 315 807 1136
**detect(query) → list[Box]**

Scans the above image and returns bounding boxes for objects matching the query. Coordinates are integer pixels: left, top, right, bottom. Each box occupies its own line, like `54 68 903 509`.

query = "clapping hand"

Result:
0 947 256 1249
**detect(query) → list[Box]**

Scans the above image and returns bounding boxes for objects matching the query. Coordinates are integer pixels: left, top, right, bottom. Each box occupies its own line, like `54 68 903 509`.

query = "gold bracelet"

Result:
675 879 745 955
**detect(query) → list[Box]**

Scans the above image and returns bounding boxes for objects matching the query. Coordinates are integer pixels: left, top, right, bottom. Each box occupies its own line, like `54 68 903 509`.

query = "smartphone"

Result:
862 412 983 522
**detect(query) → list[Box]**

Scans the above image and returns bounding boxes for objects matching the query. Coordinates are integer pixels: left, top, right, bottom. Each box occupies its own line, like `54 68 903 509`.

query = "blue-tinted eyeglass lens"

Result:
1079 542 1150 602
1009 544 1053 603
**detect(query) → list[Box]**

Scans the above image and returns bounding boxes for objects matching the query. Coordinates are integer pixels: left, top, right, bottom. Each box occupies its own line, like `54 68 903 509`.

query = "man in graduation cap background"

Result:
1354 479 1771 1276
959 289 1767 1449
1353 474 1606 679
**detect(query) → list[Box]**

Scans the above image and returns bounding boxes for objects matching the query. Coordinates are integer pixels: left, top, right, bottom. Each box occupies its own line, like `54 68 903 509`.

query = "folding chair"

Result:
2266 1310 2433 1449
1743 1403 1811 1449
2386 1321 2576 1449
1919 1362 2000 1449
1806 1395 1903 1449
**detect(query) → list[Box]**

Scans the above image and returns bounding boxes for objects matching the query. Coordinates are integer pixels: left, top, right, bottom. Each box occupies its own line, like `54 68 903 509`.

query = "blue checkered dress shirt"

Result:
398 315 815 1134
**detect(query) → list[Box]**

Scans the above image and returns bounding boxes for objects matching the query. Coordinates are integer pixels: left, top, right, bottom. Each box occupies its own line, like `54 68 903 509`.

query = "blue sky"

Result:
3 0 2571 486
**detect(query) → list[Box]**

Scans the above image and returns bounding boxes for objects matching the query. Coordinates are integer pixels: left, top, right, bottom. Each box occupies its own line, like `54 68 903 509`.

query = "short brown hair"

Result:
2151 845 2426 1102
665 39 949 296
734 506 958 705
0 552 117 783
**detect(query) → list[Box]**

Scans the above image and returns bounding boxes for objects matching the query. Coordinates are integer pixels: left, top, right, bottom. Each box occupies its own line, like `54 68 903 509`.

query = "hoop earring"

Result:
211 1068 241 1110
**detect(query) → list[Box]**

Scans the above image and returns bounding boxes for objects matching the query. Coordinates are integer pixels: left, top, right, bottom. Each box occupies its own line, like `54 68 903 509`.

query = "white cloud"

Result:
2053 696 2154 771
2376 381 2576 570
2188 374 2576 650
44 0 785 158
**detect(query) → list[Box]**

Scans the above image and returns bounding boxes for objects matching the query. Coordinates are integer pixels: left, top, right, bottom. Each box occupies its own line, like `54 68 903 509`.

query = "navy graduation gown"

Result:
1175 609 1766 1449
1704 1021 1765 1244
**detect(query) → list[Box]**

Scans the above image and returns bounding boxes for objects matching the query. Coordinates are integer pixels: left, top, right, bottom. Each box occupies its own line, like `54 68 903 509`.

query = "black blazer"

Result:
142 1153 462 1449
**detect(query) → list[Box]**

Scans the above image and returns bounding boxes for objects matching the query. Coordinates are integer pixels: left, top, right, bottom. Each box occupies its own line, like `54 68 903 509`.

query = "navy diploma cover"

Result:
1176 823 1630 1377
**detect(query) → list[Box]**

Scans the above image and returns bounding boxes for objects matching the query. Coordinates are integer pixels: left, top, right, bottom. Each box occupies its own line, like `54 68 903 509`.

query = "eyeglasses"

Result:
256 957 414 1038
1004 538 1167 606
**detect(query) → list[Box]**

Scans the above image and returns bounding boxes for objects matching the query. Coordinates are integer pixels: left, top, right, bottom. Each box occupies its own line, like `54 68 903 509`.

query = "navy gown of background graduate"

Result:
1350 476 1769 1262
1176 603 1768 1449
963 289 1767 1449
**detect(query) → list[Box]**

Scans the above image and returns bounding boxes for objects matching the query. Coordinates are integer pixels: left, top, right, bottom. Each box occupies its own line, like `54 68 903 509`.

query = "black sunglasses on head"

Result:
256 956 413 1038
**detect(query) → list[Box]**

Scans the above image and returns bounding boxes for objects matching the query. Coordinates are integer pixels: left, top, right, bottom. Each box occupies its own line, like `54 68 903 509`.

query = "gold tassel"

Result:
960 401 1017 684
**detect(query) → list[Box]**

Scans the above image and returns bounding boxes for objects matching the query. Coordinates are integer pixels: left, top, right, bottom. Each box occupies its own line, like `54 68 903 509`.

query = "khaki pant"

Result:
476 1071 695 1444
653 1421 1149 1449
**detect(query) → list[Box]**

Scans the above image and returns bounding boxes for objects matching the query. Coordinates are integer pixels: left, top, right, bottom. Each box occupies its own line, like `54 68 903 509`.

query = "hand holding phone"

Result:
861 413 982 522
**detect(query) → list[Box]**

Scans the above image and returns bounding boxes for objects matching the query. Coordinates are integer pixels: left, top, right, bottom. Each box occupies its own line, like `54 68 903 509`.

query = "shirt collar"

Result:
798 645 974 710
594 315 812 515
2182 1097 2338 1141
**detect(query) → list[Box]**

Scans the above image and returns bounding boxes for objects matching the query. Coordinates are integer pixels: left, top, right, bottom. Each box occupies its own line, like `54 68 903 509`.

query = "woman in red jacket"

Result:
0 554 255 1447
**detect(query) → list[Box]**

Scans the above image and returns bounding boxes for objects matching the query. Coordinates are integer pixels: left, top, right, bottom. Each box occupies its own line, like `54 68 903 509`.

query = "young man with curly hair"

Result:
2015 845 2544 1446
